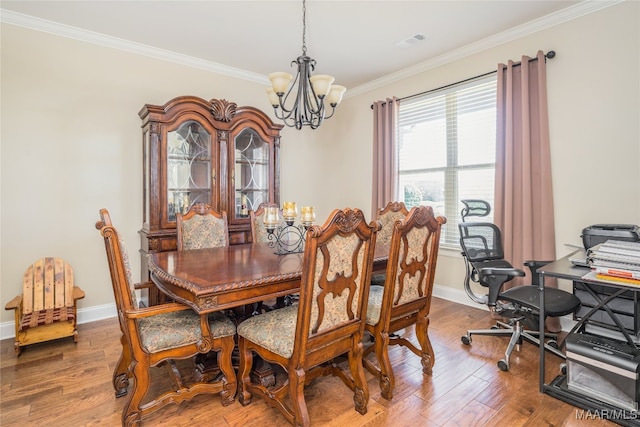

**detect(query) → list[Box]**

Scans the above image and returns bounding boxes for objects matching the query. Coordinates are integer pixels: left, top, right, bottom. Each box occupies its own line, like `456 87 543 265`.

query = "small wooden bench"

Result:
5 257 85 355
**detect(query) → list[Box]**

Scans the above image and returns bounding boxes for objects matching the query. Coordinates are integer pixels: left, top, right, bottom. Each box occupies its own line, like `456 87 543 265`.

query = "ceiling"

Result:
2 1 609 93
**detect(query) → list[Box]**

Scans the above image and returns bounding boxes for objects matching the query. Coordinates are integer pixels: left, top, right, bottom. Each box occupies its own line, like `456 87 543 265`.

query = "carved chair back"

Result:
371 201 410 286
295 208 379 360
96 209 139 313
376 201 410 246
176 203 229 250
378 205 444 325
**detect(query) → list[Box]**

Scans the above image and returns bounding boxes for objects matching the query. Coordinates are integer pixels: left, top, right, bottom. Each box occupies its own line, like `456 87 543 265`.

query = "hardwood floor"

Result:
1 297 617 426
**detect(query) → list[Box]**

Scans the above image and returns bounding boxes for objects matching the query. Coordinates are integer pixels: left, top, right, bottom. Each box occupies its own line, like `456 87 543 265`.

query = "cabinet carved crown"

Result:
210 98 237 122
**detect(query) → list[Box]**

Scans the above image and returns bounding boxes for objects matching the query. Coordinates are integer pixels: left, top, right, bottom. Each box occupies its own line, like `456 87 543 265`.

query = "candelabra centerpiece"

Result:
263 202 315 255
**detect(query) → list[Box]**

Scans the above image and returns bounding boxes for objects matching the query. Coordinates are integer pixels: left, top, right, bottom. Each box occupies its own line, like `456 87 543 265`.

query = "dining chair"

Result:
364 205 446 399
236 208 380 427
96 209 237 426
176 202 229 250
371 201 410 286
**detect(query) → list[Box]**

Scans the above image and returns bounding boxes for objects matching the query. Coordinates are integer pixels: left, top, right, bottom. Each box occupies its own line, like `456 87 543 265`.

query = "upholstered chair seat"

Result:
236 305 298 358
138 311 235 353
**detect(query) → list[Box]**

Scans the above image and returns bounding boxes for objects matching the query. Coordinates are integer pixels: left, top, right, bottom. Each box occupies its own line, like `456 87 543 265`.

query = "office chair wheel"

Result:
461 335 472 345
497 359 509 371
560 363 567 375
546 339 559 349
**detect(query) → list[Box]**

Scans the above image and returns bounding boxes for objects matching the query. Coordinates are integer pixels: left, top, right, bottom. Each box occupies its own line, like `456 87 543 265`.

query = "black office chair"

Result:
458 207 581 371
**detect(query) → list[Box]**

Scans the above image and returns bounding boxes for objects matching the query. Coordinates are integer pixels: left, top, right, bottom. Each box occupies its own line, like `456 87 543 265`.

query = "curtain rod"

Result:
371 50 556 108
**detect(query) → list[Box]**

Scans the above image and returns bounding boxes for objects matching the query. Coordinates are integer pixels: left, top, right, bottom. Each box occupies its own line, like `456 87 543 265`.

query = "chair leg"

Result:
113 334 132 398
348 341 369 416
498 323 523 371
217 336 237 406
237 337 253 406
374 331 394 400
122 359 151 427
289 367 310 427
415 315 435 375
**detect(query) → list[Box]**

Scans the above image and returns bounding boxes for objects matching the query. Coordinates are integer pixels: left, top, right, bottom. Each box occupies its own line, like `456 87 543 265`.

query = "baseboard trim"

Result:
0 284 575 340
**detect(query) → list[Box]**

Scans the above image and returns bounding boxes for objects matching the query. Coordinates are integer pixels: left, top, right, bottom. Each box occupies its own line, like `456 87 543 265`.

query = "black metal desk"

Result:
537 252 640 426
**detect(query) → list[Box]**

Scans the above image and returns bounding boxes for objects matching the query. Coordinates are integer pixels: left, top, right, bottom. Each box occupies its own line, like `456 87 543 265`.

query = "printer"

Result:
581 224 640 249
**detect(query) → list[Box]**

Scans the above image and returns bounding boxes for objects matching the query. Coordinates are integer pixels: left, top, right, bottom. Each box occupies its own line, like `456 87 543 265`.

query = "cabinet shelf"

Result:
236 189 268 193
235 159 269 166
169 187 211 192
168 154 211 162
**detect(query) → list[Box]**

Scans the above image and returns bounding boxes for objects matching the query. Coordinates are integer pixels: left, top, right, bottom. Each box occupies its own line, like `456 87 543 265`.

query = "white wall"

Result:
2 2 638 334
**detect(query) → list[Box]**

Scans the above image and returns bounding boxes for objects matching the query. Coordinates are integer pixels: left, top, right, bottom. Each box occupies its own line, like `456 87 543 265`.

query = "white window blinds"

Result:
397 74 497 246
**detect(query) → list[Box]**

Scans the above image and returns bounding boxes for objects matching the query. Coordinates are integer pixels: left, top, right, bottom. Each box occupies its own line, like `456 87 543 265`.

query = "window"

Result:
397 74 497 247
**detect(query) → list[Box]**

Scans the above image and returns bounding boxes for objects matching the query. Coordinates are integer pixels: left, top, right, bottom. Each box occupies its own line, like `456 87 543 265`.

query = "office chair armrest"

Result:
524 260 552 286
479 267 525 306
479 267 525 279
524 260 553 270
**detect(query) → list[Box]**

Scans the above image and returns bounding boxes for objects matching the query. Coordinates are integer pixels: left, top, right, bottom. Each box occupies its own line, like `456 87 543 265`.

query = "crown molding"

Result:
0 1 623 96
347 0 624 97
0 8 270 85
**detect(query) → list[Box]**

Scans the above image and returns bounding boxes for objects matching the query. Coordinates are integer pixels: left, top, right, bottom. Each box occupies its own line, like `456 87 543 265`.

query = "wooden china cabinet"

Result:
138 96 283 303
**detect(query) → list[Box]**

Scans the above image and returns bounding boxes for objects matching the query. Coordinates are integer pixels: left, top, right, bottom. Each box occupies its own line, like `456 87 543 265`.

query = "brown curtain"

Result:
495 50 559 330
372 97 399 215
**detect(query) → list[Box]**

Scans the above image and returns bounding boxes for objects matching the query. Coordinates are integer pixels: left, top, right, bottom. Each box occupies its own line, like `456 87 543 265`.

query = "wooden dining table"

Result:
147 241 390 315
148 241 390 385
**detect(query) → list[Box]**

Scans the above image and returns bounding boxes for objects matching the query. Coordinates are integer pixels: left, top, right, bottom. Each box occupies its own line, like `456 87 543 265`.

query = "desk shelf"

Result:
574 281 640 335
538 252 640 426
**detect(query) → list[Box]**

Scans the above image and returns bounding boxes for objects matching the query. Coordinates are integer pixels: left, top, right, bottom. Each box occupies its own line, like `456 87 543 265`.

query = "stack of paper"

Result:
583 240 640 286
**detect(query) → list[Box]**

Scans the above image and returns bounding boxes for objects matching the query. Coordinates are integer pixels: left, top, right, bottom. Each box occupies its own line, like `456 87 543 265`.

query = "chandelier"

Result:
266 0 346 130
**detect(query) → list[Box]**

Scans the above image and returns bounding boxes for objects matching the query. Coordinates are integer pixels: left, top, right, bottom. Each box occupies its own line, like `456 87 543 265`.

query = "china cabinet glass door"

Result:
234 128 269 220
166 121 211 222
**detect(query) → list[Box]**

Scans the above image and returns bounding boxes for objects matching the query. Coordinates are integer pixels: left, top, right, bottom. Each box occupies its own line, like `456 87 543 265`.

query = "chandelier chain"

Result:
301 0 307 55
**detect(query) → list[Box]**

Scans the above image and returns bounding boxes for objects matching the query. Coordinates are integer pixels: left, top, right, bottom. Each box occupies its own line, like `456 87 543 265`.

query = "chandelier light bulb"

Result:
269 72 294 95
309 74 334 97
266 87 280 107
326 85 346 106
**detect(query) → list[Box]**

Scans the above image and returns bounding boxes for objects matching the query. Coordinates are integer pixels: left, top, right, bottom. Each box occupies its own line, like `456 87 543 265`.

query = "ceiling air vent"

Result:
395 33 427 49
